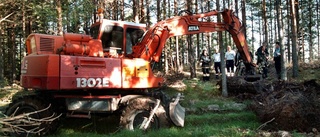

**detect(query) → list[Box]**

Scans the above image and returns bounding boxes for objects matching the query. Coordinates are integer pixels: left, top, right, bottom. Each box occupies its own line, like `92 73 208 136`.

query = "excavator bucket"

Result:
169 93 185 127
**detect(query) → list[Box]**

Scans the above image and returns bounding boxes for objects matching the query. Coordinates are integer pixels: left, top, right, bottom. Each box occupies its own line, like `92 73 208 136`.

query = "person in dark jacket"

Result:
256 43 269 78
200 49 211 81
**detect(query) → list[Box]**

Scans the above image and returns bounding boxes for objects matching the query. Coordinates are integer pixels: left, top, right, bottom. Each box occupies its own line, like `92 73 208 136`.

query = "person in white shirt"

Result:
212 48 221 79
225 46 236 76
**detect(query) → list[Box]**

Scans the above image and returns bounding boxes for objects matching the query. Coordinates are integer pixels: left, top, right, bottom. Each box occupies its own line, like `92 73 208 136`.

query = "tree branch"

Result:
0 104 61 135
0 12 15 23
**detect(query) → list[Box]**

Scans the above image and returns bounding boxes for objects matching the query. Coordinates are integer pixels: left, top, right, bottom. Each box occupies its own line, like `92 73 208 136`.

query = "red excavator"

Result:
5 9 255 135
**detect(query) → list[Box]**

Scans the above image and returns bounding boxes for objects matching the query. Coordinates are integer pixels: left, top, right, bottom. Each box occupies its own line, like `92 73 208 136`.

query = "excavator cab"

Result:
89 20 146 58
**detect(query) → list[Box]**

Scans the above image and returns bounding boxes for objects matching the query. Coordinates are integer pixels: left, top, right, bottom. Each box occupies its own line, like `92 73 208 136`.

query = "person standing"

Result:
212 49 221 79
256 43 269 78
225 46 236 76
200 49 211 81
274 42 281 79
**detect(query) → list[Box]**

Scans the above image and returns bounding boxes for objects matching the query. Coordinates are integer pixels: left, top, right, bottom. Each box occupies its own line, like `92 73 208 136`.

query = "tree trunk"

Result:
66 2 70 31
241 0 246 38
199 0 205 63
308 0 313 62
250 6 255 54
163 0 168 74
301 31 305 62
175 36 181 73
286 0 291 63
156 0 160 22
290 0 299 78
22 0 26 39
298 0 304 62
9 25 16 84
196 0 200 71
317 0 320 60
139 0 145 23
133 0 139 23
0 28 3 86
262 0 268 48
217 0 227 97
275 0 287 81
235 0 238 15
188 35 196 78
269 1 274 45
121 0 125 21
146 0 151 27
55 0 63 35
184 0 196 78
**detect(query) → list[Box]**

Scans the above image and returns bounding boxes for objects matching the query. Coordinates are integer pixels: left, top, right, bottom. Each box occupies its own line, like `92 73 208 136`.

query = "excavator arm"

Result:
131 9 255 74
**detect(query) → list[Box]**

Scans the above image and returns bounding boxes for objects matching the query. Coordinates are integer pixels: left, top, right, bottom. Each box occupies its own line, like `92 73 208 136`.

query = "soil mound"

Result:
250 79 320 132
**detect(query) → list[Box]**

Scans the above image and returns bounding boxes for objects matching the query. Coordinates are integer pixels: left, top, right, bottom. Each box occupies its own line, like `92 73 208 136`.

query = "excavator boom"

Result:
131 9 254 73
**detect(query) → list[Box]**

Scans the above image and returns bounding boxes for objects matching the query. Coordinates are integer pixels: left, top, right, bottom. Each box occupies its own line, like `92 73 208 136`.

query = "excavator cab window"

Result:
125 28 144 54
101 25 123 51
90 25 100 39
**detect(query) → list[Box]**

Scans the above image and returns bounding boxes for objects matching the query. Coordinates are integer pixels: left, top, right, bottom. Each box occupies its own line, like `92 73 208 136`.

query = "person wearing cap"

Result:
200 49 211 81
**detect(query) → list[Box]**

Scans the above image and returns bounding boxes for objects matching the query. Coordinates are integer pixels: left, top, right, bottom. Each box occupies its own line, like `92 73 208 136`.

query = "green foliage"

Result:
0 89 7 99
0 77 9 88
63 0 96 33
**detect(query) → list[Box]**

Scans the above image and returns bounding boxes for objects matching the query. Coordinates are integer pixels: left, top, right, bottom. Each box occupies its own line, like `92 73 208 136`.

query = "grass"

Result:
49 108 260 137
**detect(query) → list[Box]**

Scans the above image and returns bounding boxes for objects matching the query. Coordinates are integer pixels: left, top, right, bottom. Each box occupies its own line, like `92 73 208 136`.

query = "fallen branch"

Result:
0 104 61 136
256 117 275 130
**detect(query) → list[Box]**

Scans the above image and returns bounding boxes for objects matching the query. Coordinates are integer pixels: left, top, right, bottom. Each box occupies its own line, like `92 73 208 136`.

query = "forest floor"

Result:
165 60 320 136
0 60 320 136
